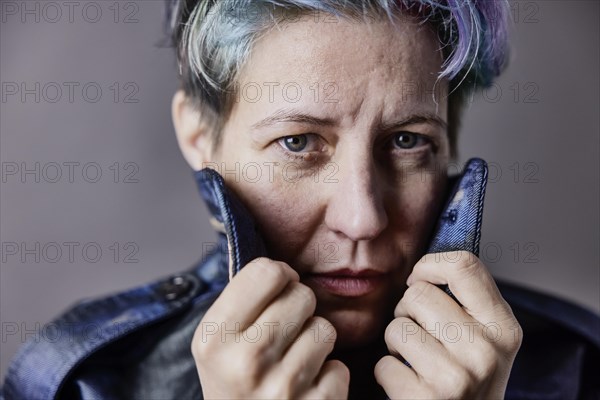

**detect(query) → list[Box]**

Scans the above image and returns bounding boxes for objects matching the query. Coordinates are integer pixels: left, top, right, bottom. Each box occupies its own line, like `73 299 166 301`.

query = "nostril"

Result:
336 209 388 242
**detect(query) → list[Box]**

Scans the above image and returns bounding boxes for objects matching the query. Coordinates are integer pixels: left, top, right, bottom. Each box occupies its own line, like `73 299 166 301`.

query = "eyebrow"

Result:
380 113 448 131
250 108 447 132
250 108 337 131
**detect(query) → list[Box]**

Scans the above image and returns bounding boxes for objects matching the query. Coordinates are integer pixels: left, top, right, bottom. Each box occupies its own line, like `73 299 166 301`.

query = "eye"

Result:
275 134 325 162
281 134 308 152
392 132 429 150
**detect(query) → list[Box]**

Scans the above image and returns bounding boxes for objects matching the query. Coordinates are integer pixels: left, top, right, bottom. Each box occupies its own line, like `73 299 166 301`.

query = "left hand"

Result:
374 251 522 399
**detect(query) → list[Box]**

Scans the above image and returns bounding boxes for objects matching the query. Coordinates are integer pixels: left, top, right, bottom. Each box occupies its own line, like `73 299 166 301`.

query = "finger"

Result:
277 316 338 394
250 281 317 356
299 360 350 400
203 257 299 330
374 355 422 399
394 281 480 344
383 317 456 379
394 284 504 375
406 251 512 322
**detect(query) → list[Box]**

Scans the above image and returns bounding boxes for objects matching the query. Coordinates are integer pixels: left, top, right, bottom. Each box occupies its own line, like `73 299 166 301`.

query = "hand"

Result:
192 257 350 399
375 251 522 399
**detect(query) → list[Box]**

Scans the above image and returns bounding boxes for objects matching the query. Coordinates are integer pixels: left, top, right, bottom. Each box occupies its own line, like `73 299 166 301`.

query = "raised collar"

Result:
193 168 268 281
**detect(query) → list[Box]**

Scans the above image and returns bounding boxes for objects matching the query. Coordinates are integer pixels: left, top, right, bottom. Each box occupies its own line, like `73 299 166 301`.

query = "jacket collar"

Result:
193 168 267 281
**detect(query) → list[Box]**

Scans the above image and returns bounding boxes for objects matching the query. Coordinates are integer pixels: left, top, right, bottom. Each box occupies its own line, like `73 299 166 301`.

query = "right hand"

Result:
191 257 350 399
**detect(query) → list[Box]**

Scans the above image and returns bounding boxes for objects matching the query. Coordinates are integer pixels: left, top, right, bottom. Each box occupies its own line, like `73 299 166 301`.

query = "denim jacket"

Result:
3 160 599 399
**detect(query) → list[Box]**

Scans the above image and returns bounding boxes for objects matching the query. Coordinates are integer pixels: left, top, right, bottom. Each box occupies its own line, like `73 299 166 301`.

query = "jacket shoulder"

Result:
497 280 600 400
497 280 600 348
2 253 222 400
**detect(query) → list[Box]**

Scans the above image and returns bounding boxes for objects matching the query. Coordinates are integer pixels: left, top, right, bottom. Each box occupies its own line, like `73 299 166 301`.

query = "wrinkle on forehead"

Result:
242 13 443 82
230 12 448 131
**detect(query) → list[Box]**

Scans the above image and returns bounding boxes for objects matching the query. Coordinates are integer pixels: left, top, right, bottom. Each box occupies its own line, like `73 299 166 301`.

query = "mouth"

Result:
303 268 387 297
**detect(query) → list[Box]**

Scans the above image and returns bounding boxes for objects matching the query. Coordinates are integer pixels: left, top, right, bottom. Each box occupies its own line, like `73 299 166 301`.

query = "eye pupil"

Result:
394 132 417 149
284 135 307 152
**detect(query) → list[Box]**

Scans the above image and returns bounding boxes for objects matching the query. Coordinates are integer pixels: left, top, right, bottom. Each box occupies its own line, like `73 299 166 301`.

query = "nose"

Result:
323 151 388 242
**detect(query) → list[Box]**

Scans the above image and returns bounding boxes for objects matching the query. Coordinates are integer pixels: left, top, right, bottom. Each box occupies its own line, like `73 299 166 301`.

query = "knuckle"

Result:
291 283 317 311
471 342 498 378
311 315 328 327
191 320 218 360
404 280 430 304
233 352 263 384
190 334 210 361
332 360 350 383
272 379 295 399
492 305 523 354
453 251 481 274
312 316 337 344
440 367 473 396
249 256 272 266
384 317 404 343
513 321 524 347
415 252 430 267
249 258 289 284
393 299 404 317
504 319 524 353
374 355 396 378
278 361 310 395
330 365 351 399
260 378 293 399
491 299 512 316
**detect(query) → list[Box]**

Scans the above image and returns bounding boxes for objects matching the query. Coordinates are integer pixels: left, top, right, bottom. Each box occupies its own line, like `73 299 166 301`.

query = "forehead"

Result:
231 13 447 124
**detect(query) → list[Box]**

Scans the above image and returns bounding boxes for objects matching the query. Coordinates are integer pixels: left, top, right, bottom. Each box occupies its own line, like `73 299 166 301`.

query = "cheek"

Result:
403 180 444 224
386 176 447 258
214 128 325 266
229 176 323 264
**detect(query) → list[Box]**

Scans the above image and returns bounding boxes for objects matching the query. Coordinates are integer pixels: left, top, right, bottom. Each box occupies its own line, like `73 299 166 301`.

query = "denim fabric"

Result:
193 168 268 279
2 254 216 400
428 158 487 255
3 285 176 399
2 159 599 400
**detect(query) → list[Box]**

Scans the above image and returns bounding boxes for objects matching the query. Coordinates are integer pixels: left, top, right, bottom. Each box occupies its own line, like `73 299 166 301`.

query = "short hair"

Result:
164 0 510 156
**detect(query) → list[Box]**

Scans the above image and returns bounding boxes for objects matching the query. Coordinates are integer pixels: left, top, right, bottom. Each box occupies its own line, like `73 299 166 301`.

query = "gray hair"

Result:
165 0 510 154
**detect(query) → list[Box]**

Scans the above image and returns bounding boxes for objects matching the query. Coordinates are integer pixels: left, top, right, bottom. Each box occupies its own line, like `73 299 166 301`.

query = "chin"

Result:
317 306 388 349
307 276 404 349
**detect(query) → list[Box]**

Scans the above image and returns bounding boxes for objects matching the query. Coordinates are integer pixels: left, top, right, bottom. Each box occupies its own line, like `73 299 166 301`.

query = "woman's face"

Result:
192 14 450 347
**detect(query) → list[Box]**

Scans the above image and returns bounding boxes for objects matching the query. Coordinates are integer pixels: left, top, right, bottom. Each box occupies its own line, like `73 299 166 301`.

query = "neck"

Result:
328 335 389 400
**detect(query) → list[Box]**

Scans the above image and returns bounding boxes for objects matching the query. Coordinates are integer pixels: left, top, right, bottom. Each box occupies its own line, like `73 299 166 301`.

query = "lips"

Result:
303 268 386 297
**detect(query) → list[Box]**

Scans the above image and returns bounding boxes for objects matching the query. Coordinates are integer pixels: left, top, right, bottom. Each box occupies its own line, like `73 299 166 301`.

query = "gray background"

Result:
1 0 598 381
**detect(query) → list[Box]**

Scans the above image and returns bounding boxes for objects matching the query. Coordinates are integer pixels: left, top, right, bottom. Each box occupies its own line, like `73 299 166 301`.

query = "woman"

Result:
3 1 598 399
